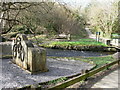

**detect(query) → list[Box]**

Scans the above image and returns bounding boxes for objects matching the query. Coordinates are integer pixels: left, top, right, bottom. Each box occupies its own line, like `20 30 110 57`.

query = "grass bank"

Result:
75 55 115 69
40 39 116 51
49 55 115 69
40 55 115 87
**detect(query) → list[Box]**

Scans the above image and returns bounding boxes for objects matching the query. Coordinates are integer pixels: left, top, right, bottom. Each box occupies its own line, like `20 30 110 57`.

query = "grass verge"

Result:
40 39 107 48
48 55 115 69
40 55 115 87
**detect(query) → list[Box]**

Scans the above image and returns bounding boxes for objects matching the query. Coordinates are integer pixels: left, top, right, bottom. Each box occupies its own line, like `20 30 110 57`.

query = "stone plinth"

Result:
12 34 48 74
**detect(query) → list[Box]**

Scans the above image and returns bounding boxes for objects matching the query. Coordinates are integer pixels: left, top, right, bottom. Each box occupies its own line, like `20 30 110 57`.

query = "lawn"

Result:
44 55 115 87
40 39 107 48
79 55 115 68
49 55 115 69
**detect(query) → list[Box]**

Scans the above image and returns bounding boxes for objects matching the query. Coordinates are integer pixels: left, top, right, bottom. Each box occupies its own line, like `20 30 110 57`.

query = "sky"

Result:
1 0 116 5
56 0 116 8
61 0 91 5
56 0 91 7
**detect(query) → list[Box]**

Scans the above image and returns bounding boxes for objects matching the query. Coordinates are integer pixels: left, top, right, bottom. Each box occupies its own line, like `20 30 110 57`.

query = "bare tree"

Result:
86 0 119 38
0 1 86 38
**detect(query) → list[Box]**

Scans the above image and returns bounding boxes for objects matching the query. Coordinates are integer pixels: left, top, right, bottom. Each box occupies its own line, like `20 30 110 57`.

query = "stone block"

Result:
28 47 48 73
12 34 48 74
12 34 34 70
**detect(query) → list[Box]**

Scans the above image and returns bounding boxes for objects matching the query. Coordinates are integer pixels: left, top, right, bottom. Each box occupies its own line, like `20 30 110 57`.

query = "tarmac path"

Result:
91 66 119 89
67 65 119 89
1 58 94 88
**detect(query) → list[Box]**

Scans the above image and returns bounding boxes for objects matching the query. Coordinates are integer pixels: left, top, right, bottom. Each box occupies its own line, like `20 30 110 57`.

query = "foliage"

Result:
111 33 120 39
1 2 87 37
82 55 115 68
12 25 32 34
112 18 120 34
47 77 67 85
85 0 119 38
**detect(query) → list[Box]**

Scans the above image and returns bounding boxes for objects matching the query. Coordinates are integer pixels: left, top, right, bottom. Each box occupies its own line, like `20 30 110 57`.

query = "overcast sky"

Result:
57 0 116 8
2 0 116 5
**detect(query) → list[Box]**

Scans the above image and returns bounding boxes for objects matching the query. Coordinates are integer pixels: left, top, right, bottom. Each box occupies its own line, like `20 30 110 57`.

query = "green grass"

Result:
40 39 107 48
47 77 68 85
80 55 115 68
29 35 107 48
49 55 115 69
42 55 115 86
111 33 120 39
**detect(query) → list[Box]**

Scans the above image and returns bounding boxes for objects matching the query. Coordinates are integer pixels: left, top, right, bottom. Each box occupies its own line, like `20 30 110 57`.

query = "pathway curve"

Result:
85 28 96 39
67 66 119 89
1 58 94 88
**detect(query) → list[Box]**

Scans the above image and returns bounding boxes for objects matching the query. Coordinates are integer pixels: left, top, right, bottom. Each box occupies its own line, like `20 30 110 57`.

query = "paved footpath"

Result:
91 66 119 89
67 66 119 89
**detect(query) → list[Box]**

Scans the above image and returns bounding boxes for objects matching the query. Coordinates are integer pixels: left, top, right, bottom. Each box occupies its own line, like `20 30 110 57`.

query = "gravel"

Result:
1 58 94 88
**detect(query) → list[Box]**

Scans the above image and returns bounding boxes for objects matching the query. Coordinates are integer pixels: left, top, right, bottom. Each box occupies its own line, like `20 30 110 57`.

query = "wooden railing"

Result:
48 60 120 89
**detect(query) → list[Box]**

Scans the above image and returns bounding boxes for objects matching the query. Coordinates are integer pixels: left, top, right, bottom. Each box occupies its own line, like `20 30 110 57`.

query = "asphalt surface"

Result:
91 66 119 88
67 65 119 89
1 58 94 88
46 49 114 57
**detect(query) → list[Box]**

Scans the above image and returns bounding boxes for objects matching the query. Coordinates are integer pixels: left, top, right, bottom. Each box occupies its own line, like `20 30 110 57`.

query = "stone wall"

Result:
0 42 12 57
100 37 120 47
110 39 120 47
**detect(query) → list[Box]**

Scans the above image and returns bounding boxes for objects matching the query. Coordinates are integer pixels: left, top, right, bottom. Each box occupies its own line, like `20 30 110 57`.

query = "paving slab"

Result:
1 57 94 88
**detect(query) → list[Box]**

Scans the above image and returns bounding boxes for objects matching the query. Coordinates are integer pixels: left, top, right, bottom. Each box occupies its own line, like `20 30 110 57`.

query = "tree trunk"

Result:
0 2 7 34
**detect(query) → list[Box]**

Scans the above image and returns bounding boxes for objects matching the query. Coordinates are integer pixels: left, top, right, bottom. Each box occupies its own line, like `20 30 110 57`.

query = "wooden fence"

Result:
48 59 120 89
